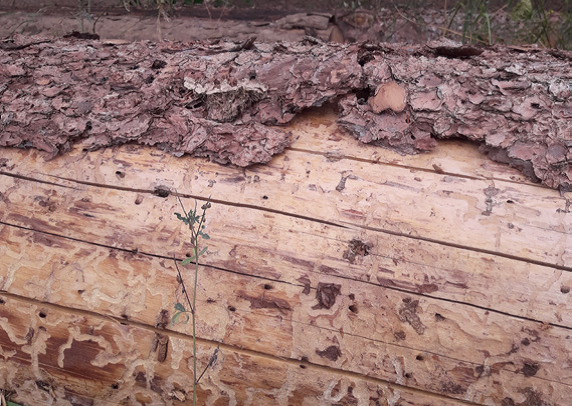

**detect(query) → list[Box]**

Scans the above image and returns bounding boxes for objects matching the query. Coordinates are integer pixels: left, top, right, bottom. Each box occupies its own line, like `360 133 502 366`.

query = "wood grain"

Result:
1 121 570 268
1 207 571 404
1 294 470 406
1 109 571 405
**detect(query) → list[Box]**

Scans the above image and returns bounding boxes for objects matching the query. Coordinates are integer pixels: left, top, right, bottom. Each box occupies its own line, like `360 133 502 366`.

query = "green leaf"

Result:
174 302 186 312
175 212 190 225
171 310 190 325
181 256 194 265
197 246 208 257
171 312 181 325
201 233 210 240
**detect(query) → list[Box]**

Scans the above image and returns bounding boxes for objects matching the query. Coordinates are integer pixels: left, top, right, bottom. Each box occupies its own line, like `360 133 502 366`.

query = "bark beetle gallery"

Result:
1 35 571 189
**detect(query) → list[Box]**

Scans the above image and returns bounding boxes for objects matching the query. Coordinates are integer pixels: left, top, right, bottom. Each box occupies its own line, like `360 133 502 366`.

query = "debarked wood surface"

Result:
1 107 571 405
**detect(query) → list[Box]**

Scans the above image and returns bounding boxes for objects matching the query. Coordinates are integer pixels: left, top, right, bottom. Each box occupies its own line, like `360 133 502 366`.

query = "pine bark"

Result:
1 35 571 189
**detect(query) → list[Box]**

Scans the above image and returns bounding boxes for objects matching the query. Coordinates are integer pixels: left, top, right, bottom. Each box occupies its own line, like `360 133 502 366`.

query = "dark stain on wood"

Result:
316 345 341 361
31 231 73 249
435 313 446 321
318 264 340 275
156 334 169 363
25 327 34 344
398 297 426 335
312 283 341 310
238 291 292 313
501 387 548 406
153 186 170 198
418 283 439 294
62 339 106 378
343 239 372 264
150 375 164 393
521 362 540 377
440 381 465 395
297 275 311 294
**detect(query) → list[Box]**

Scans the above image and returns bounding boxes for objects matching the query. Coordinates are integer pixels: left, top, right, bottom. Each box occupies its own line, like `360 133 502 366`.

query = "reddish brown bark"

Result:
1 35 571 189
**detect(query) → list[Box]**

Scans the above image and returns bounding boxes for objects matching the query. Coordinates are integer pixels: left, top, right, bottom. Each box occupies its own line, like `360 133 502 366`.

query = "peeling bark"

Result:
1 35 571 189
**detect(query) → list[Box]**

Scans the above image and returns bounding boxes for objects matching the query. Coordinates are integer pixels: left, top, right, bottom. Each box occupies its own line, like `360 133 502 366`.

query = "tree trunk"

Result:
1 35 571 189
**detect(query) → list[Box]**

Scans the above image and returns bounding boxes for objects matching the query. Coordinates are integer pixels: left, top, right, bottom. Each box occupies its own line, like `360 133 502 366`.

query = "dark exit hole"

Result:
115 171 125 178
228 305 236 312
404 373 411 378
416 354 424 361
348 305 358 313
111 383 119 390
299 364 307 369
262 195 268 200
153 187 170 198
355 87 373 105
39 311 47 318
263 284 273 290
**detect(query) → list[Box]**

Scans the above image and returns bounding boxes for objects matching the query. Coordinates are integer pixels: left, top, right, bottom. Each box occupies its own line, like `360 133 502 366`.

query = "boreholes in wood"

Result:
153 186 170 198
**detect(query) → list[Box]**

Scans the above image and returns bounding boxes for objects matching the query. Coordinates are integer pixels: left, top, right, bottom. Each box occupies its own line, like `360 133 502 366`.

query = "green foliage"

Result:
171 195 215 406
508 0 572 49
512 0 533 20
171 301 191 324
391 0 570 49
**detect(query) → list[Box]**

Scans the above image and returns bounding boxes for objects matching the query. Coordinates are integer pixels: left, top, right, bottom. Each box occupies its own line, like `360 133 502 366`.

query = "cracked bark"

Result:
1 35 571 189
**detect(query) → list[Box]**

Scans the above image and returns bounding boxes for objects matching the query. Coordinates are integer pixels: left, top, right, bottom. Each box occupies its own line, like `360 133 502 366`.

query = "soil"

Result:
1 0 568 44
0 0 541 44
0 0 441 44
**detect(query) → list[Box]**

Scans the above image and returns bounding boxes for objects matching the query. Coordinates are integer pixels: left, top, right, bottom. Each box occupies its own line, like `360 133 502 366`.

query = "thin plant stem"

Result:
173 192 212 406
173 256 193 313
192 242 199 406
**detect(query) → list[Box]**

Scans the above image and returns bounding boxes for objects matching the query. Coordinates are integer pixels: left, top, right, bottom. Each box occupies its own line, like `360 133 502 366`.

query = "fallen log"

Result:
1 97 571 404
0 35 571 190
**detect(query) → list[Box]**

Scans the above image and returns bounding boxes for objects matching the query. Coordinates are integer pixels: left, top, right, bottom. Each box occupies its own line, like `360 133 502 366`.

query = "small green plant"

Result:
444 0 493 44
510 0 572 49
171 194 218 406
